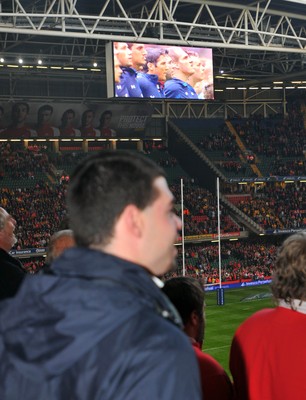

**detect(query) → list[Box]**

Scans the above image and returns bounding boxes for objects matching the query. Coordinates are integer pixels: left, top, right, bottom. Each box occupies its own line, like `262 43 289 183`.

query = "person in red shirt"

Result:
230 231 306 400
59 108 81 137
80 109 100 137
163 277 234 400
36 104 60 137
98 110 116 137
1 102 36 139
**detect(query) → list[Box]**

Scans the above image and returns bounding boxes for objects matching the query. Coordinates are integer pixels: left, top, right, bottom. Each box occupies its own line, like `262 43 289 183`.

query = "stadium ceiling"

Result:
0 0 305 88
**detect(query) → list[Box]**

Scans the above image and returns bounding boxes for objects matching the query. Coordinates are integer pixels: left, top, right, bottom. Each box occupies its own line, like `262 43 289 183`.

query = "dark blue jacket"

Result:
164 78 198 99
115 82 129 97
137 73 164 98
0 248 201 400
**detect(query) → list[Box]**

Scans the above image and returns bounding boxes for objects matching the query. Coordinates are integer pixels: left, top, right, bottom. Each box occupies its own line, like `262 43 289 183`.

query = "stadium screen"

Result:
110 42 214 100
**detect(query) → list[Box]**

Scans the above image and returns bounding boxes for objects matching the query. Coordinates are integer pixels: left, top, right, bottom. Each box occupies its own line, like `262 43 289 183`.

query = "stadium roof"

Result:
0 0 305 90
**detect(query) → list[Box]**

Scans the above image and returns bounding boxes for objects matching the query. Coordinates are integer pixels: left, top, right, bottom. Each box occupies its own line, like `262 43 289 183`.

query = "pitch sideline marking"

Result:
205 344 231 351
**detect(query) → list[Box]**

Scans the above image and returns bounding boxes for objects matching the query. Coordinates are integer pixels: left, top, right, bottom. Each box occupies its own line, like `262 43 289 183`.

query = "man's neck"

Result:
173 71 189 82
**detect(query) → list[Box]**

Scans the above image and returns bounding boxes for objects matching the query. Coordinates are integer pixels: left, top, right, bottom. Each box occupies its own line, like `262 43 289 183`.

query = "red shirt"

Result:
230 306 306 400
192 342 234 400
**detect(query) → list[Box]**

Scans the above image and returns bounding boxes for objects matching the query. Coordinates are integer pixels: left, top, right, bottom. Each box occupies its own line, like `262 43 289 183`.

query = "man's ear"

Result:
147 62 154 73
190 310 200 327
184 310 200 338
120 204 144 238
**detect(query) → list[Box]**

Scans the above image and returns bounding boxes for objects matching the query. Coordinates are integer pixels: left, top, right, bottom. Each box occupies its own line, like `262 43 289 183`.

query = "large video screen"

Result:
111 42 214 100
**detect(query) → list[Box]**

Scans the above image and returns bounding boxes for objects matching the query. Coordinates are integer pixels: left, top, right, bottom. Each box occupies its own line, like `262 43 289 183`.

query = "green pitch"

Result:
203 285 274 377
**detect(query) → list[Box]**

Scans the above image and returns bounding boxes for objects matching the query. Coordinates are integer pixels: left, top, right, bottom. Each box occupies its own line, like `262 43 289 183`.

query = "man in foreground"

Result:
163 277 234 400
0 207 25 300
0 150 201 400
230 231 306 400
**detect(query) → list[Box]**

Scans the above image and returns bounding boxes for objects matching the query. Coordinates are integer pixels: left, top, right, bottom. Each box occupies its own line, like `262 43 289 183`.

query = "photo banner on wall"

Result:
0 102 153 139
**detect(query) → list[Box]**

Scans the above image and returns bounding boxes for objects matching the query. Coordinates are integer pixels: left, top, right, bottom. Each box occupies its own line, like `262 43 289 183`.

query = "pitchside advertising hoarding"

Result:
0 102 153 139
205 279 272 291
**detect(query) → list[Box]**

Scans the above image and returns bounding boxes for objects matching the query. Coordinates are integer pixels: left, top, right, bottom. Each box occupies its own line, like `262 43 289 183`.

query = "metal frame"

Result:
0 0 305 99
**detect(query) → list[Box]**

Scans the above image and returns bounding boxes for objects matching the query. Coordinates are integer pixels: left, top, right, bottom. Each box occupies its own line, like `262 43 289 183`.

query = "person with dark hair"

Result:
0 207 25 300
0 150 201 400
230 231 306 400
45 229 75 266
80 109 100 137
129 43 147 72
59 108 81 137
114 41 144 98
137 47 168 98
164 47 197 99
163 277 234 400
98 110 116 137
36 104 60 137
1 102 36 138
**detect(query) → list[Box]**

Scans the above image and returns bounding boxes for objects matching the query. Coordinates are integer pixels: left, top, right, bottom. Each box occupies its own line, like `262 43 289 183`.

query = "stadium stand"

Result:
0 100 305 280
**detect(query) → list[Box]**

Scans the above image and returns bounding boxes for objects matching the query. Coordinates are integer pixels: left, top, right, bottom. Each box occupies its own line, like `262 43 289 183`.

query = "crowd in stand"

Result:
197 129 241 160
1 106 305 281
271 158 306 176
0 182 68 249
21 257 45 273
233 108 305 158
170 182 241 235
232 181 306 230
218 160 245 175
48 150 89 171
0 143 52 180
166 239 278 284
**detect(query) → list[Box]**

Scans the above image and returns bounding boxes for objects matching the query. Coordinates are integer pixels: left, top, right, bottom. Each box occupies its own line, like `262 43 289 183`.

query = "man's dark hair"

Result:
81 109 95 127
271 232 306 307
11 102 29 117
144 48 167 72
37 104 54 124
99 110 112 126
38 104 53 115
162 277 204 325
67 150 165 247
61 109 75 126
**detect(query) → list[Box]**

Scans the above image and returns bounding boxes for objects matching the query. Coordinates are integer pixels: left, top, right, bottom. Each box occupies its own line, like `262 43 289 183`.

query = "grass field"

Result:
203 285 274 376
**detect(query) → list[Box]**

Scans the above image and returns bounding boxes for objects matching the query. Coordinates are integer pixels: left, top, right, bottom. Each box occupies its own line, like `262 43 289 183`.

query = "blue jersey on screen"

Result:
137 73 164 98
164 78 198 99
115 83 129 97
117 67 144 98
